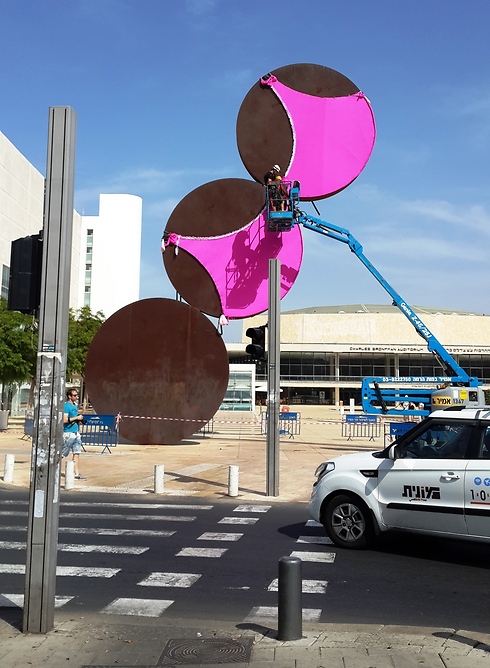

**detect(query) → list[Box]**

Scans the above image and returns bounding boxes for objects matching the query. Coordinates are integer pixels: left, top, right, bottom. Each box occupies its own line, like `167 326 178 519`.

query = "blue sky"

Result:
2 0 490 342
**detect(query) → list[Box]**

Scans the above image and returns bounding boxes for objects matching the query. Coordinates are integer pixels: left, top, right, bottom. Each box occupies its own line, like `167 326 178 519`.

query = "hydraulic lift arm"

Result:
281 208 481 415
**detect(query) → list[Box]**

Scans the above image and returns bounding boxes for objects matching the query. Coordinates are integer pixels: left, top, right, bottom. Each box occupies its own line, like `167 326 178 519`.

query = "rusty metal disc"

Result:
163 178 266 318
236 63 360 194
84 298 229 444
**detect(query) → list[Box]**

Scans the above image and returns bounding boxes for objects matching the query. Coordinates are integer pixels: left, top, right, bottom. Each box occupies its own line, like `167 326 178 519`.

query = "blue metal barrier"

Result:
23 411 34 439
341 414 380 441
383 420 417 447
80 414 119 454
260 412 301 438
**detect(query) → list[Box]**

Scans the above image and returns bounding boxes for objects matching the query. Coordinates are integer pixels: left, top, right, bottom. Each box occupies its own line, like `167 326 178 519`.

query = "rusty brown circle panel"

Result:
236 63 360 189
163 248 222 318
163 178 266 317
165 178 266 237
84 298 229 444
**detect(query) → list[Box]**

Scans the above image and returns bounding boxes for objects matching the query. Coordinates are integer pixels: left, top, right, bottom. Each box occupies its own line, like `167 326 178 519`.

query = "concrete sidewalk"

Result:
0 407 489 667
0 610 489 667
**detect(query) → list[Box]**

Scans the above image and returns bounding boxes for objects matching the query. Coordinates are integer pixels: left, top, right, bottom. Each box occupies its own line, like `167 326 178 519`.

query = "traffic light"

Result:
246 325 266 360
7 232 43 315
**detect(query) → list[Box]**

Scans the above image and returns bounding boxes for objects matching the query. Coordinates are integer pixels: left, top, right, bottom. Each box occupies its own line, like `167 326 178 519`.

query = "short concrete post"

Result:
228 465 239 497
154 464 165 494
65 460 75 490
4 454 15 483
277 555 302 641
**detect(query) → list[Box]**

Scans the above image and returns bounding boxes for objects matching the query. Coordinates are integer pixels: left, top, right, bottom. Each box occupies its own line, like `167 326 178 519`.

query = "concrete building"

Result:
1 131 142 317
227 304 490 407
78 194 142 318
0 132 45 301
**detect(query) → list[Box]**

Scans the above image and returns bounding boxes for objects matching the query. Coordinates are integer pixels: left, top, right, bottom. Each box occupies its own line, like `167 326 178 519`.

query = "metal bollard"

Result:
3 454 15 483
277 555 302 641
65 460 75 490
228 465 239 497
154 464 165 494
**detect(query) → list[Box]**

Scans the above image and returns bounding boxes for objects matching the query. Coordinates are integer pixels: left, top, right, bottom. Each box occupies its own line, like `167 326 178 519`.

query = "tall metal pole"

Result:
23 107 77 634
266 259 280 496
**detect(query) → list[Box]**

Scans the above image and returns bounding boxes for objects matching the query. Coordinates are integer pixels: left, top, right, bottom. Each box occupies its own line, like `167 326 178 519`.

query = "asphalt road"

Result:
0 488 488 634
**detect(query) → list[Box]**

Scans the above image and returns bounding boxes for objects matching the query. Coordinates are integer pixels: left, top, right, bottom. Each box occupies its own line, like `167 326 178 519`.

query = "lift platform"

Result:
266 180 301 232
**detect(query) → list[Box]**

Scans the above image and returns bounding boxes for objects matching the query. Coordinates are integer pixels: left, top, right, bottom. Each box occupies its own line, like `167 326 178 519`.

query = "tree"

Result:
67 306 105 402
0 299 105 409
0 297 38 408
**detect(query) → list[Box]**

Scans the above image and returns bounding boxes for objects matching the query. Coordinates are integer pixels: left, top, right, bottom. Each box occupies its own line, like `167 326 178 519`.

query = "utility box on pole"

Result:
23 107 77 634
7 232 43 315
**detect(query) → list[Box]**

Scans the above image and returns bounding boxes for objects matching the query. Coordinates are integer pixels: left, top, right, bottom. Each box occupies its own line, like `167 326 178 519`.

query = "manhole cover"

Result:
159 637 253 665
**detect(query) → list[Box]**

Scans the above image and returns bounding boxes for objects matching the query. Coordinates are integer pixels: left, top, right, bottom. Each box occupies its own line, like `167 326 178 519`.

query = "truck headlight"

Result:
314 461 335 479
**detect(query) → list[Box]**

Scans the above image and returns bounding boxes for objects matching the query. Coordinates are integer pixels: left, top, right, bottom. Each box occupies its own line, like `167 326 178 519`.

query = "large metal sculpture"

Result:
84 63 375 444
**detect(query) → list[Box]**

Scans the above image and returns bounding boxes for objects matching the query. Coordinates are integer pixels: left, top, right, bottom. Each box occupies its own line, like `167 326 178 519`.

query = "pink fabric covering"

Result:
262 75 376 199
164 212 303 319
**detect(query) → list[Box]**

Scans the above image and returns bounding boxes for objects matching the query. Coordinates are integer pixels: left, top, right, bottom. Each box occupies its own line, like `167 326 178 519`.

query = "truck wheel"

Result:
322 494 373 549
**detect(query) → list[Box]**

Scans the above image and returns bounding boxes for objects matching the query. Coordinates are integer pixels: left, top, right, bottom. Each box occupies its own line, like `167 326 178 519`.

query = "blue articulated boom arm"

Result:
292 212 480 415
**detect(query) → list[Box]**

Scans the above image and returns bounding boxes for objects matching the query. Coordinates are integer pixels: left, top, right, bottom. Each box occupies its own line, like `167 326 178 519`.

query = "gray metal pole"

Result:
266 259 280 497
277 556 303 641
23 107 77 634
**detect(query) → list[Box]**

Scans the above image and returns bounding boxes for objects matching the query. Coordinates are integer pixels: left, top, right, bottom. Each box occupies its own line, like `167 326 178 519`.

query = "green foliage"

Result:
0 299 105 387
67 306 105 378
0 297 38 384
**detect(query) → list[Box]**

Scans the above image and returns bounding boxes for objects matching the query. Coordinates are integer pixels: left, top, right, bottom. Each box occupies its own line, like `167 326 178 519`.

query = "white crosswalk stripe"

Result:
233 505 271 513
197 532 243 541
138 572 201 587
0 540 148 554
60 527 176 537
305 519 323 527
0 564 120 577
0 511 196 522
61 513 196 521
0 594 73 608
267 578 328 594
0 525 176 536
290 550 336 563
101 597 174 617
296 534 333 545
244 606 322 622
217 516 259 525
61 502 213 511
176 547 227 558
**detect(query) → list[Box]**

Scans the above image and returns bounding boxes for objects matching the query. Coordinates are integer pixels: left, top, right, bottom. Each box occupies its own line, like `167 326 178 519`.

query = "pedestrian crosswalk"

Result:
0 497 335 622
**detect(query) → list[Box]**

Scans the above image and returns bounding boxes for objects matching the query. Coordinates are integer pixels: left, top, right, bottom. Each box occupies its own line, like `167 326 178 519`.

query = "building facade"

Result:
1 131 142 318
227 305 490 406
1 132 45 301
78 194 142 317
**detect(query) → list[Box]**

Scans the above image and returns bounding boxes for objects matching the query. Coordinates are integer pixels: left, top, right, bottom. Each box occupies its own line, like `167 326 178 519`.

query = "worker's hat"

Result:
272 164 280 171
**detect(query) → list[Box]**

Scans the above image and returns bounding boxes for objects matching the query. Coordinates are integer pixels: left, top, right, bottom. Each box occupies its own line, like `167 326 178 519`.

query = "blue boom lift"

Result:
266 181 484 417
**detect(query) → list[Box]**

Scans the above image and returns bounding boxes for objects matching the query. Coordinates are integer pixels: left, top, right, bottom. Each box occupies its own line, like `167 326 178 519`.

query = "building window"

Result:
1 265 9 299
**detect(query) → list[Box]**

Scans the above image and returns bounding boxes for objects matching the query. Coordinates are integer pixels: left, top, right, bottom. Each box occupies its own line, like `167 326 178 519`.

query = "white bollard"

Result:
349 398 355 413
228 465 239 497
65 460 75 490
3 454 15 483
154 464 165 494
